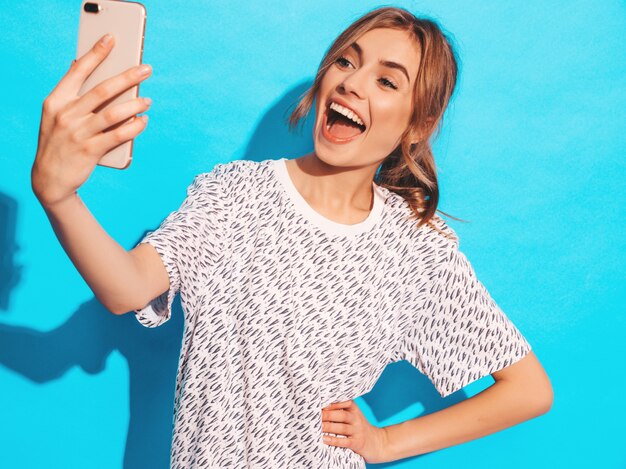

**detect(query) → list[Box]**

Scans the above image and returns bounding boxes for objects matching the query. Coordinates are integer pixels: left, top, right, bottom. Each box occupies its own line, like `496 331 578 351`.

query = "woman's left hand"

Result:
321 399 389 464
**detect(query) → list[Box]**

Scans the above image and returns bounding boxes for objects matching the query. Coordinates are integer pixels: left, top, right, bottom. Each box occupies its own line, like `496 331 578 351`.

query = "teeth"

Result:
329 102 365 127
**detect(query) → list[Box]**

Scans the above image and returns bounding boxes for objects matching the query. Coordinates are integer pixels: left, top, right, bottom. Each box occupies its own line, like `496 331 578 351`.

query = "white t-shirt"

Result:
134 157 532 468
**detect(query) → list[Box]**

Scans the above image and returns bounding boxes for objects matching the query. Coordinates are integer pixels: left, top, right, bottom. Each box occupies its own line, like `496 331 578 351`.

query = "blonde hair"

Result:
287 6 466 239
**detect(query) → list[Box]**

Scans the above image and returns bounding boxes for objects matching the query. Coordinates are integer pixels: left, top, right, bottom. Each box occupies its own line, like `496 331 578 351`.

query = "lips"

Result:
320 96 368 144
321 107 365 144
325 96 368 130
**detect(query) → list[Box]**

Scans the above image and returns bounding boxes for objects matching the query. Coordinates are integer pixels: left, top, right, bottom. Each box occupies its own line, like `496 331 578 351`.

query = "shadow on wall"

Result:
0 80 467 469
0 291 184 469
0 194 22 311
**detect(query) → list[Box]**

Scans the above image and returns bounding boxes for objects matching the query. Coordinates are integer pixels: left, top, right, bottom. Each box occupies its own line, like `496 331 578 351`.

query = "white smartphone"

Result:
76 0 147 170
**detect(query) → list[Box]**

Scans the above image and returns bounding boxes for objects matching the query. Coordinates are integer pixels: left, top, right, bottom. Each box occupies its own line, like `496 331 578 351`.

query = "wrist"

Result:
40 192 81 215
380 419 422 463
381 425 394 463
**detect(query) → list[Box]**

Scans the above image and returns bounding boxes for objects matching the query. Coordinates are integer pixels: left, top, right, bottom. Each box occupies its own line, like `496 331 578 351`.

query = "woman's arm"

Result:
41 193 168 315
31 33 160 315
383 351 553 461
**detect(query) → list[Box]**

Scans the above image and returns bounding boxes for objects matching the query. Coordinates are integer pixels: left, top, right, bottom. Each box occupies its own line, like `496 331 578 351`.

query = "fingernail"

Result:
144 97 152 106
100 34 112 46
138 64 152 76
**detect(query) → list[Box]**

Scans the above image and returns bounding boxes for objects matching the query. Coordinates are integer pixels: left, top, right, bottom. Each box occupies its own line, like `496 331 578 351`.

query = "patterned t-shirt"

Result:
133 157 532 468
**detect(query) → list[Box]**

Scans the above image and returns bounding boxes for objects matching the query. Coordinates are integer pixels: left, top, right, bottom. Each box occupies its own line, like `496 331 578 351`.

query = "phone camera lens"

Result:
84 3 101 13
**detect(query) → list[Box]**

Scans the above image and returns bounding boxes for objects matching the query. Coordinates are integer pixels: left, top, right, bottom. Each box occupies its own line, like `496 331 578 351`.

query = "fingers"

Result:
77 96 152 140
50 33 115 101
322 421 352 437
88 112 148 157
323 433 351 448
321 400 355 441
321 402 357 448
323 400 353 410
322 407 351 424
67 62 152 119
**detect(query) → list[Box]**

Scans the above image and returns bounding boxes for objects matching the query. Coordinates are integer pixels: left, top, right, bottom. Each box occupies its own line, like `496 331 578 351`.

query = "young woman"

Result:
32 6 553 468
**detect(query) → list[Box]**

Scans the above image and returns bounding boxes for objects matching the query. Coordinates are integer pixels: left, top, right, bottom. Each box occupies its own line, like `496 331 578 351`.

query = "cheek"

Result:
368 101 412 151
373 103 410 133
319 70 339 94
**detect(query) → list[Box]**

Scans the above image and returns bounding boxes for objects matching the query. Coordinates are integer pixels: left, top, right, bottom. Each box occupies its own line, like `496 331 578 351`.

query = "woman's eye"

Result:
379 77 398 90
336 56 352 68
335 56 398 90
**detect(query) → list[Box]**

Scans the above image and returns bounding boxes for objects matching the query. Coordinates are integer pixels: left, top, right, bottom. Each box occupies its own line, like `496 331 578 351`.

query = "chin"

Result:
311 131 357 169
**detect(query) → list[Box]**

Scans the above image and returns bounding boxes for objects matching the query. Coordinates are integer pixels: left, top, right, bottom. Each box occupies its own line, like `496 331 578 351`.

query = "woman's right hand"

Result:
31 33 153 209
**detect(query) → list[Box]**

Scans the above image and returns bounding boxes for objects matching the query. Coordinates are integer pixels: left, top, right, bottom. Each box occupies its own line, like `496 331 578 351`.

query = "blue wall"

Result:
1 1 624 467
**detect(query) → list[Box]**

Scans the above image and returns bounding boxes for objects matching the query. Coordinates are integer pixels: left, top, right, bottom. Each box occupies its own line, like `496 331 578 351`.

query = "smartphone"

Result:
76 0 147 170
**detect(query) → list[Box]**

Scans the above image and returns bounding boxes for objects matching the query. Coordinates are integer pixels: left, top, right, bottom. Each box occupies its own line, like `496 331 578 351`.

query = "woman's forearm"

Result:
41 193 146 314
382 380 551 462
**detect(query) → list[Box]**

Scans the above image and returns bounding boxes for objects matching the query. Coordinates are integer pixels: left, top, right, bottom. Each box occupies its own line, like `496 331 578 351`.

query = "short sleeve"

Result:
401 241 532 397
133 164 229 328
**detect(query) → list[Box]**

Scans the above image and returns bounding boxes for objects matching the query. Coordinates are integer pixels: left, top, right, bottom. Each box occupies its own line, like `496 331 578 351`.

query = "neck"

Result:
285 152 378 224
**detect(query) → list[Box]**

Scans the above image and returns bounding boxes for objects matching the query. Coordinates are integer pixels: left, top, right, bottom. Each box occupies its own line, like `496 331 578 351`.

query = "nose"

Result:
337 69 365 99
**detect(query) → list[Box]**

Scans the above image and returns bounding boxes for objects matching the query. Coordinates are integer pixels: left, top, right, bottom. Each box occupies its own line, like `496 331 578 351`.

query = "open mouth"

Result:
323 103 367 141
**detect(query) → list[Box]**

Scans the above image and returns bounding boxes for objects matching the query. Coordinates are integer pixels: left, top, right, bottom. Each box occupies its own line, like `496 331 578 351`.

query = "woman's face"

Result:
313 27 421 169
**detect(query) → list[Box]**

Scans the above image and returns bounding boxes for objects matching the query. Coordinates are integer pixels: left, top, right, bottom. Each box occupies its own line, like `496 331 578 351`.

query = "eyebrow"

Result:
349 41 411 84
